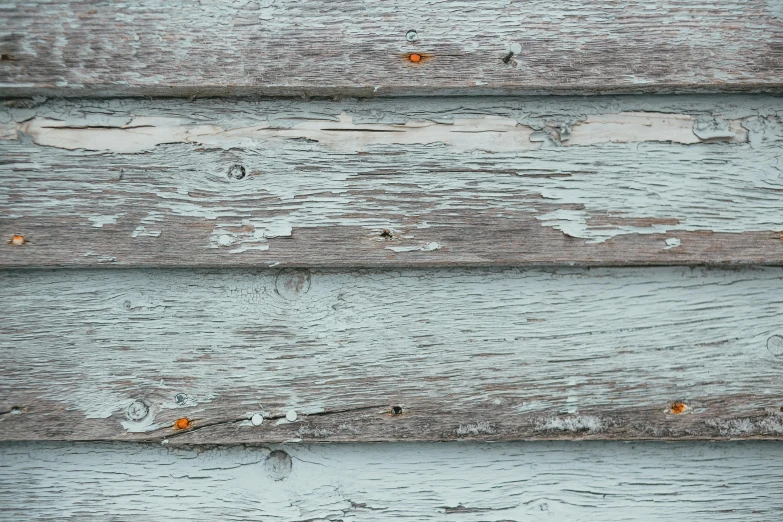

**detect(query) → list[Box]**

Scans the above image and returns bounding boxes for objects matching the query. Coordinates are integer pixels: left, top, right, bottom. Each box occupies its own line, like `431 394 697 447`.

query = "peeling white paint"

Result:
131 226 161 238
568 112 746 146
535 415 605 433
3 97 782 247
15 111 747 155
665 238 681 249
17 113 537 153
455 421 496 436
87 214 122 228
81 252 117 263
211 221 292 253
387 241 441 253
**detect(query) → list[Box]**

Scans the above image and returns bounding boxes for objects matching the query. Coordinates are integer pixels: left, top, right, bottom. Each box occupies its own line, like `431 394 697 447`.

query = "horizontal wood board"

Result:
2 95 783 267
1 1 782 96
2 266 783 442
1 441 783 521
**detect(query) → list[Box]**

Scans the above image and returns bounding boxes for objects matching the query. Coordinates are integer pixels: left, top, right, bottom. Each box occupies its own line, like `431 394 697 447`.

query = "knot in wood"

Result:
768 335 783 357
265 450 292 481
227 164 246 180
125 400 149 421
275 270 311 300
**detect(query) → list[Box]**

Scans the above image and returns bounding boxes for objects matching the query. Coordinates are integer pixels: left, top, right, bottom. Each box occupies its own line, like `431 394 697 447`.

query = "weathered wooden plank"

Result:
2 266 783 442
1 441 782 520
2 95 782 267
1 1 782 97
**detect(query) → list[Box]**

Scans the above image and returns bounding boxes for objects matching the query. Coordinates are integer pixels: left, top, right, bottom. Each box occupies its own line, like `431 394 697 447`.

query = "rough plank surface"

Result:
2 95 783 267
1 1 782 96
2 441 783 521
2 266 783 443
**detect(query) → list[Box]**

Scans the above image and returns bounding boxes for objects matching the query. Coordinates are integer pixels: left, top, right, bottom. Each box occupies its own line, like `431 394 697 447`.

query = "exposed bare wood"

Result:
2 266 783 443
2 95 782 267
1 1 782 97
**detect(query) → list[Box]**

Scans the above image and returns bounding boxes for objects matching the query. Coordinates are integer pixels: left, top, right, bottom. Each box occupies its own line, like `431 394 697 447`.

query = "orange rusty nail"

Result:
9 234 24 245
409 53 422 63
175 417 190 429
670 402 687 414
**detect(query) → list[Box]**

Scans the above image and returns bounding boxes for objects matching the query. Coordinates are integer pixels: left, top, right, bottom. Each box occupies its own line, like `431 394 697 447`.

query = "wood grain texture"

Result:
2 266 783 443
2 95 783 267
2 441 783 521
1 1 782 96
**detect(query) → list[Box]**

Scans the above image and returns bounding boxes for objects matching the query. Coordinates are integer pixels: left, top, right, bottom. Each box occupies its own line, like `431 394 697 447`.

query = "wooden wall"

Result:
2 1 782 519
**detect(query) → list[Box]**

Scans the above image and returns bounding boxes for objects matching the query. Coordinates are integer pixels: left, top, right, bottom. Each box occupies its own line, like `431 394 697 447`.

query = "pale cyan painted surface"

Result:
1 95 781 248
1 266 782 439
1 441 782 521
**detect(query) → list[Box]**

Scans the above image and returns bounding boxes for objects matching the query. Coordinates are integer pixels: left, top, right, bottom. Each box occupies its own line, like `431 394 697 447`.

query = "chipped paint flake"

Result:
87 215 122 228
535 415 605 433
664 238 681 249
131 226 161 238
211 222 292 253
387 241 441 253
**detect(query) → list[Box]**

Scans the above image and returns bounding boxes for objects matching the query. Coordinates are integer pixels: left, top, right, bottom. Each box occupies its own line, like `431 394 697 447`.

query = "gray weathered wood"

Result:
1 441 782 520
1 1 782 97
2 266 783 442
2 95 783 267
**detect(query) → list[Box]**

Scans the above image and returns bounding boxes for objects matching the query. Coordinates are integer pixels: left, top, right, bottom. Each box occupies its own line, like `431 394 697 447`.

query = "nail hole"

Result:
0 54 12 61
227 164 246 180
10 407 22 415
8 234 25 245
380 229 393 239
408 53 422 63
175 393 188 404
175 417 191 430
391 405 403 415
670 402 687 414
123 300 132 309
406 30 418 42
